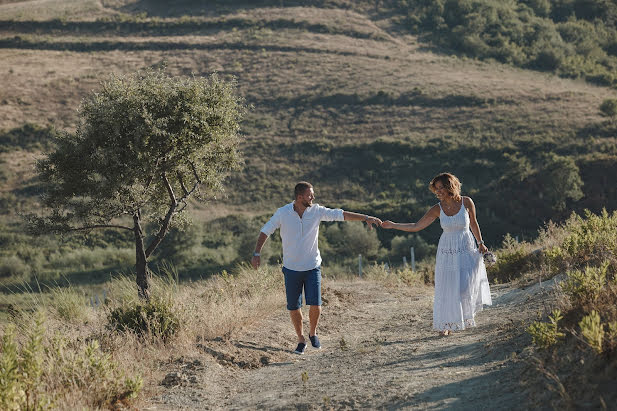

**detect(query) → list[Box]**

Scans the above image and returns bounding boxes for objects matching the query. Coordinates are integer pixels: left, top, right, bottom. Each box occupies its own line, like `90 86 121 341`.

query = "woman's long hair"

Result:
429 173 462 201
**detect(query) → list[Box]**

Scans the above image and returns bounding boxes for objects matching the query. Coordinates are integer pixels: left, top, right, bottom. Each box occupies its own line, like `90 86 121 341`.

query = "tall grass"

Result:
0 262 288 407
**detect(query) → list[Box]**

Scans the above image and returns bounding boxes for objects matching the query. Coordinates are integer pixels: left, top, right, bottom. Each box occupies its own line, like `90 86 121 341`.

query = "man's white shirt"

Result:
260 202 344 271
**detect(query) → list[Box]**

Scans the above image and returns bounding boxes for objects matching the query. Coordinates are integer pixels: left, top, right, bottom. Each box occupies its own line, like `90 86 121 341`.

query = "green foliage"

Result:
394 0 617 86
108 297 180 341
527 309 565 349
550 210 617 271
561 263 609 310
323 223 382 259
538 153 584 213
0 313 50 410
0 324 24 410
70 339 143 405
30 68 245 235
599 98 617 119
390 234 436 262
487 234 536 283
0 123 57 153
0 310 141 409
579 310 603 354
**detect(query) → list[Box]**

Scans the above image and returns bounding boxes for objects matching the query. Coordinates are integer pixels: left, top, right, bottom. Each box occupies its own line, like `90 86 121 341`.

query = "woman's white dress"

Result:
433 200 492 331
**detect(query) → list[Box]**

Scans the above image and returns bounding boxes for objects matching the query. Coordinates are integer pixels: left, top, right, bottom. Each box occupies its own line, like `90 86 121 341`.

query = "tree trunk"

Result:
134 212 150 300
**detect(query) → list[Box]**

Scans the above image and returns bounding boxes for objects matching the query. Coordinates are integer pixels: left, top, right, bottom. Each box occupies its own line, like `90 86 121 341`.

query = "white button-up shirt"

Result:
261 202 345 271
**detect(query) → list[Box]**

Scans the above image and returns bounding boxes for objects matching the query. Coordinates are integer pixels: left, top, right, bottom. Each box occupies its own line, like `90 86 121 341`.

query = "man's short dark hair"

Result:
294 181 313 198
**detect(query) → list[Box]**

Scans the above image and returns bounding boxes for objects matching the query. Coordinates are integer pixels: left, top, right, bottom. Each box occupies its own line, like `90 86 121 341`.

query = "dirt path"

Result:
148 278 551 410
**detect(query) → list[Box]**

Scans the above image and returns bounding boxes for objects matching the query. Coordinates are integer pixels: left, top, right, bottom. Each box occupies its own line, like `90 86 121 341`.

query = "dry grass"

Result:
1 263 287 408
0 0 111 21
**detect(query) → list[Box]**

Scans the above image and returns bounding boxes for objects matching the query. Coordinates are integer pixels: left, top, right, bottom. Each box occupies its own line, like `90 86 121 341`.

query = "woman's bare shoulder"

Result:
428 203 441 216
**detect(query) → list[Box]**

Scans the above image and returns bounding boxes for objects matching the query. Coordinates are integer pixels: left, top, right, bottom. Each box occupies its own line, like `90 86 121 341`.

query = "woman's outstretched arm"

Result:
381 204 440 232
464 196 488 253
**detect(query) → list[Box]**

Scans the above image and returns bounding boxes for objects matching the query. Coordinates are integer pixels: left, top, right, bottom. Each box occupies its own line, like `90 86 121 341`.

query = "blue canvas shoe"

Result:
293 342 306 354
309 335 321 349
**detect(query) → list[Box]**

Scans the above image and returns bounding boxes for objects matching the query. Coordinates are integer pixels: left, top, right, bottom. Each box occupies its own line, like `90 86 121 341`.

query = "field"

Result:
2 1 617 283
1 1 616 408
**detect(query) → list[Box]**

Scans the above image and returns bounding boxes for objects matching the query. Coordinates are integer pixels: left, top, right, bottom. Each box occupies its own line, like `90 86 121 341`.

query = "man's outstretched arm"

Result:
251 232 268 269
343 211 382 230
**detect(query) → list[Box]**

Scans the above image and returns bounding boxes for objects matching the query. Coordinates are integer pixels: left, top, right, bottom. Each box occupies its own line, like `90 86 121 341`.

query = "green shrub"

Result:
393 0 617 88
561 263 609 310
108 297 180 341
527 309 565 349
487 234 536 283
390 234 436 262
547 210 617 272
599 98 617 119
324 222 382 259
0 123 57 153
579 310 603 354
0 312 137 410
0 324 25 410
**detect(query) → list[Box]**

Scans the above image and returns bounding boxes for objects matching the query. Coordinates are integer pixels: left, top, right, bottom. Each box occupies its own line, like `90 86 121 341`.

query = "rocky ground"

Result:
145 277 554 410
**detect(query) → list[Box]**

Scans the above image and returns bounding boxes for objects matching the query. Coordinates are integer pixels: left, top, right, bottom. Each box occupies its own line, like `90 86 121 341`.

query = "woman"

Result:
381 173 492 336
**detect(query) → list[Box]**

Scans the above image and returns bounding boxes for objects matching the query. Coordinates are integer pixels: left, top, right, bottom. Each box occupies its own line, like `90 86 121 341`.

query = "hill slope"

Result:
1 0 617 276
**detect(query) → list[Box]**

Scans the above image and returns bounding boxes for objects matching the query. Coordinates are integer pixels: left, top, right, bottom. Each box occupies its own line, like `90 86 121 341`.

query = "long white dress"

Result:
433 200 492 331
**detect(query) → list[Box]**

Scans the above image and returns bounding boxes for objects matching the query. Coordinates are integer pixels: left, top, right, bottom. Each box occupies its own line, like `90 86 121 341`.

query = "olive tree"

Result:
28 69 245 298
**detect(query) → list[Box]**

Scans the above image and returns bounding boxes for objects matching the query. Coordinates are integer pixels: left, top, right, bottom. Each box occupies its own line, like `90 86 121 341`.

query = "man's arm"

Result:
252 208 281 269
343 211 382 230
251 232 268 269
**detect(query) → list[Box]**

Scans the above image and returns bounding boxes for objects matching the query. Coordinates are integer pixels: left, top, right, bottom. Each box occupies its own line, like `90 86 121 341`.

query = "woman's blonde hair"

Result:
429 173 462 201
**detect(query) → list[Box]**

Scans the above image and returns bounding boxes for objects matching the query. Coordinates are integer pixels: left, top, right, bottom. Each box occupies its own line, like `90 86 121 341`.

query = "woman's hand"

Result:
478 244 488 254
365 216 382 230
381 220 396 229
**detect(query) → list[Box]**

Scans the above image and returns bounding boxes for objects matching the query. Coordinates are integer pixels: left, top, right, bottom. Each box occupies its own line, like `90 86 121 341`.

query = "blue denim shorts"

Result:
282 266 322 310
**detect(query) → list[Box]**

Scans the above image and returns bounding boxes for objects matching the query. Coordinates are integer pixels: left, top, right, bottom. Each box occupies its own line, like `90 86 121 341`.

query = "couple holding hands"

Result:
251 173 492 354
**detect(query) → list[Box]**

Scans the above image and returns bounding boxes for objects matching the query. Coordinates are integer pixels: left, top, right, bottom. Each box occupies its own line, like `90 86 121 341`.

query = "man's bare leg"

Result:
289 308 305 342
308 305 321 337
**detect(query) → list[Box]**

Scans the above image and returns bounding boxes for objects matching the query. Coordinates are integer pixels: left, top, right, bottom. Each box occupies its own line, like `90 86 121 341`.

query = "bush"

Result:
392 0 617 88
0 312 142 409
544 210 617 274
599 98 617 118
561 263 609 310
390 234 436 262
324 222 381 259
0 123 57 153
487 234 536 283
579 310 603 354
108 297 180 341
527 309 565 349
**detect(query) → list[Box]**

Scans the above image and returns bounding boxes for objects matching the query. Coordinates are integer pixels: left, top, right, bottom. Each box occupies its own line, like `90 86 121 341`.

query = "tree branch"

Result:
189 161 202 185
162 172 177 206
68 224 133 232
177 171 190 196
145 174 177 258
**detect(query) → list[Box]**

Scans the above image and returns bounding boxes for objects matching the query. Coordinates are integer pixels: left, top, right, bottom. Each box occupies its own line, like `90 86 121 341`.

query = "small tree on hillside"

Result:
599 98 617 122
28 69 245 299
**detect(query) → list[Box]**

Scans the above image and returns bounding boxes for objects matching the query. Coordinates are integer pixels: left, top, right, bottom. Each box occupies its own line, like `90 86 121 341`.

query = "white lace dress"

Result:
433 200 492 331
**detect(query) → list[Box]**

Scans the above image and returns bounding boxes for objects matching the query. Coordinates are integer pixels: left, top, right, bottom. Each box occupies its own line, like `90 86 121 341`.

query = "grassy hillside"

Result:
1 0 616 281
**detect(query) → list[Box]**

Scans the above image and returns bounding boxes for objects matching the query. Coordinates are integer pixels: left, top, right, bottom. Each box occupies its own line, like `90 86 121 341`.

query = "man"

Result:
251 181 381 354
